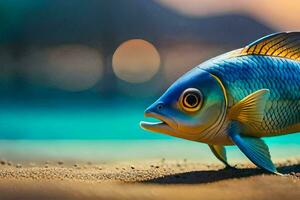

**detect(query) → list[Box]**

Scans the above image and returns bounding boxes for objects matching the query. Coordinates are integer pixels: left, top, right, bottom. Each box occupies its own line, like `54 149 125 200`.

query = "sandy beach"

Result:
0 159 299 200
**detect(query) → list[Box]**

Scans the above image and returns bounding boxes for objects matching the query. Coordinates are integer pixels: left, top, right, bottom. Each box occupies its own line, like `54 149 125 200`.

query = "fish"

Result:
140 32 300 174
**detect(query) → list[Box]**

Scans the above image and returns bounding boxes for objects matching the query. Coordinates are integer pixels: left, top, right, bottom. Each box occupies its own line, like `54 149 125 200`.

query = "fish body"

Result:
203 55 300 139
141 32 300 174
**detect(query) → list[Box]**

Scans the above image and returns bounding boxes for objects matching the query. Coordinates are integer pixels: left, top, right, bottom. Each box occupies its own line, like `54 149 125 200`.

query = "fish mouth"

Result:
140 112 177 134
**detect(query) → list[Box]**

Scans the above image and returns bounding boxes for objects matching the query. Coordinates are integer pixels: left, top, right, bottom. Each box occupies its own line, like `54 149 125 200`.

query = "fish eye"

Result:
180 88 203 112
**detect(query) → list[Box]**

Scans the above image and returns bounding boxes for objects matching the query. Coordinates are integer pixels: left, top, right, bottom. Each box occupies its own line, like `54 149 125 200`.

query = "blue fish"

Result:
140 32 300 174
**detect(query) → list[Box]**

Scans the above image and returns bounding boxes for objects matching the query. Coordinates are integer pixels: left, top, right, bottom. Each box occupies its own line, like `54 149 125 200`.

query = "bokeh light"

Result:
247 0 300 30
155 0 300 30
112 39 161 83
23 45 104 91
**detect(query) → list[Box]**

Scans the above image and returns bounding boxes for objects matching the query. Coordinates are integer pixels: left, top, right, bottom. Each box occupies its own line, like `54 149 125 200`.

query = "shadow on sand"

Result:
142 164 300 184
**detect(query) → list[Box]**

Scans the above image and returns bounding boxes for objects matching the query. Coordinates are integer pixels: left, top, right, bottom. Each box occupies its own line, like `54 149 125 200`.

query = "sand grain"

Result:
0 159 299 200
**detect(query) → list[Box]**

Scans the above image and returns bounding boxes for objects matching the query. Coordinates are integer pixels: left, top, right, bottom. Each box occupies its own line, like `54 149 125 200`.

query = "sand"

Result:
0 159 299 200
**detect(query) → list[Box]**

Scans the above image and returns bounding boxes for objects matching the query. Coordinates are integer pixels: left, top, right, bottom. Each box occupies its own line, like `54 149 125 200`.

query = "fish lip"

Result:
140 112 177 133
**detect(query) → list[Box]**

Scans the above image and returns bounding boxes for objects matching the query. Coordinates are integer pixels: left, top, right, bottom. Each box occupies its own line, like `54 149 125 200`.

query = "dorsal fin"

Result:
237 32 300 61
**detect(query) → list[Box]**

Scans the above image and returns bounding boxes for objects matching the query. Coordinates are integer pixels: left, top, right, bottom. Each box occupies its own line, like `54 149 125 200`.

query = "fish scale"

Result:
204 55 300 135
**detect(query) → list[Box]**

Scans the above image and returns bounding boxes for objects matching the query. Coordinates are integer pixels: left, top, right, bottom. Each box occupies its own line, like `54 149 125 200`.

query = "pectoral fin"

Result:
228 89 270 130
209 145 232 167
228 121 279 174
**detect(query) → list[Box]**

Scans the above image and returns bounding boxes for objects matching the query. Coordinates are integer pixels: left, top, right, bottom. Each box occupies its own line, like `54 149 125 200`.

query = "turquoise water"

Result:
0 101 299 143
0 100 166 139
0 100 298 162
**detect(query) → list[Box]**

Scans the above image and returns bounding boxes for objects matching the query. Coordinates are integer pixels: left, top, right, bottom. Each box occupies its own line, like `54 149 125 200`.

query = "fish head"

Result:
140 68 226 141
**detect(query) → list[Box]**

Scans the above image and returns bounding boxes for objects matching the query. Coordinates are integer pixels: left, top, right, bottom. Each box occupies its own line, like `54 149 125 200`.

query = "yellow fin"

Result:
230 32 300 61
209 145 230 167
228 89 270 129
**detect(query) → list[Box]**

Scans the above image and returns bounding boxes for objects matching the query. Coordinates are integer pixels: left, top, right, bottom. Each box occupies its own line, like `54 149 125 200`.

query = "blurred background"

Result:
0 0 299 141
